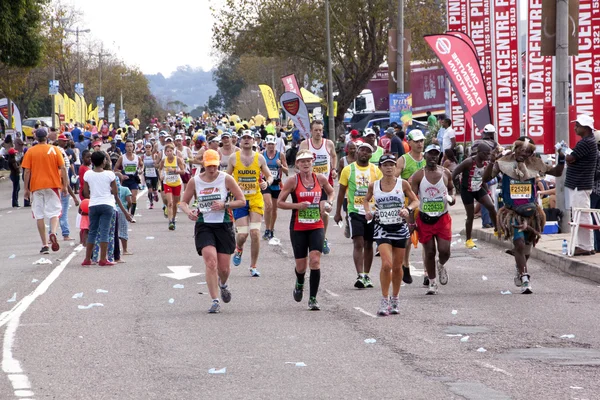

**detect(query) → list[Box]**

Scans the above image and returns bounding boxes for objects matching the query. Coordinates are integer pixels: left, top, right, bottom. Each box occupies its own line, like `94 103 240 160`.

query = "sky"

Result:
66 0 224 76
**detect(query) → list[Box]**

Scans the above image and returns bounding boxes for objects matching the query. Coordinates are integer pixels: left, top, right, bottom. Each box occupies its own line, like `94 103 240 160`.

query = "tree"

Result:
213 0 445 133
213 55 246 111
0 0 46 68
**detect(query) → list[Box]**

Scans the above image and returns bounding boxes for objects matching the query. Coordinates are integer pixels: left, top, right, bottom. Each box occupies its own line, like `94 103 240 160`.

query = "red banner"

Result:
491 0 521 145
570 0 600 146
425 34 492 133
281 74 303 99
526 0 555 154
447 0 469 142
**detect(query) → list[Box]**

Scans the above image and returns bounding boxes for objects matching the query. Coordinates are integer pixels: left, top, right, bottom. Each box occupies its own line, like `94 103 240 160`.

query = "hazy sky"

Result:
66 0 527 77
66 0 223 76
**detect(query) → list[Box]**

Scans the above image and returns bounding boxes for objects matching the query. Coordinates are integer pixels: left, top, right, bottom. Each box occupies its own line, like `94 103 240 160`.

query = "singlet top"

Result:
122 154 139 177
400 153 426 180
232 152 262 199
219 149 235 172
501 175 536 207
342 156 350 168
418 173 449 217
194 172 233 224
344 163 381 215
373 178 409 240
290 173 324 231
308 138 331 178
143 154 157 178
369 146 384 165
163 156 182 187
263 150 281 191
461 159 489 192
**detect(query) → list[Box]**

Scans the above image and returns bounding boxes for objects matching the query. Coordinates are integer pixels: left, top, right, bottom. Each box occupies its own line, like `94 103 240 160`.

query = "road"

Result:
0 180 599 400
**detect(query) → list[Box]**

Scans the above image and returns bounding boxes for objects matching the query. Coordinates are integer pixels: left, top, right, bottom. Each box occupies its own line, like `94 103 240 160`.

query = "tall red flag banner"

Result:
526 0 555 154
424 34 492 131
281 74 303 100
446 0 469 142
491 0 521 145
570 0 600 146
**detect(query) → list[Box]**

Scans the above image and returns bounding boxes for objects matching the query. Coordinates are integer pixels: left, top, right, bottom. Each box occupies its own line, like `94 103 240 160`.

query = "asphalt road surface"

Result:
1 182 599 400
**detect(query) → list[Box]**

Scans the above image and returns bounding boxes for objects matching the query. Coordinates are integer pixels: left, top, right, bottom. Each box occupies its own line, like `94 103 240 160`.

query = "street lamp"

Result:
64 26 90 92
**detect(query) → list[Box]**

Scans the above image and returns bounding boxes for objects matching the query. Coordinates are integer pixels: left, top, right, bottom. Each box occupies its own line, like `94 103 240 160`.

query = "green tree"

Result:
213 55 246 111
0 0 46 68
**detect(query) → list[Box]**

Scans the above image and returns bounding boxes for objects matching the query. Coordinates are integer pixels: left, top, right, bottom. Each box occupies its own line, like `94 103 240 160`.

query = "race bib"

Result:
353 188 372 213
378 204 403 225
313 156 328 175
145 167 156 177
510 182 532 199
197 194 221 214
298 204 321 224
239 177 257 195
166 173 179 184
471 176 483 191
124 164 137 175
422 198 444 214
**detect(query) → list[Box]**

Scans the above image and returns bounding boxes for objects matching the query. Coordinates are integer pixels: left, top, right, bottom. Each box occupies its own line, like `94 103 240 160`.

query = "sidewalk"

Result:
451 199 600 284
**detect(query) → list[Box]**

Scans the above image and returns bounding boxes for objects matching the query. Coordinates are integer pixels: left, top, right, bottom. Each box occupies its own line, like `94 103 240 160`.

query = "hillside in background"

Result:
146 66 217 112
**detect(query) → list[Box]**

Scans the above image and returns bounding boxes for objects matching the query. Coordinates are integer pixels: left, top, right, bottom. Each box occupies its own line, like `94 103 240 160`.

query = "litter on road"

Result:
72 292 84 299
173 284 184 289
8 254 16 259
452 310 458 315
500 290 512 295
364 338 377 344
208 368 226 374
33 258 52 265
460 336 470 342
482 275 488 281
146 236 155 240
168 298 175 304
477 347 487 352
31 279 39 283
78 303 104 310
96 289 109 293
560 334 575 339
7 293 17 303
285 362 307 367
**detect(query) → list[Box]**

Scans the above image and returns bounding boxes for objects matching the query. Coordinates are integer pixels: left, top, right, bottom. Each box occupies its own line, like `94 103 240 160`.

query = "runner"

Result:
299 120 338 254
410 145 456 295
451 140 497 249
364 154 419 315
158 143 186 230
142 143 160 209
226 130 273 276
395 129 426 283
362 128 384 165
114 140 143 218
180 149 247 313
337 141 357 238
277 149 334 310
482 137 565 294
262 135 289 240
217 132 239 172
334 143 382 288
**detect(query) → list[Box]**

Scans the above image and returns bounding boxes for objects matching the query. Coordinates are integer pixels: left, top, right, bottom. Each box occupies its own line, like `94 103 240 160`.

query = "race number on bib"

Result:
124 165 137 175
422 198 444 214
378 205 402 225
145 167 156 177
239 177 257 195
313 162 328 175
298 205 320 223
353 188 372 214
510 182 531 199
166 174 179 184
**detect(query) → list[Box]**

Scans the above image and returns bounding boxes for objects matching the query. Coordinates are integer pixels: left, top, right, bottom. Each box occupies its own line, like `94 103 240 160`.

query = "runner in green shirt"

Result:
363 128 384 165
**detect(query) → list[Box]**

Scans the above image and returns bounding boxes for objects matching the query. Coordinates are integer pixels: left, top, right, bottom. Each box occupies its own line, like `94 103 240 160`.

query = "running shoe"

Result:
269 230 275 240
465 239 477 249
354 275 366 289
390 296 400 314
323 238 331 255
308 296 321 310
232 249 242 266
49 233 60 252
344 222 350 238
293 282 304 302
40 246 50 255
153 193 159 202
220 284 232 303
378 297 390 316
423 276 430 287
426 281 438 295
208 299 221 313
149 203 154 210
437 260 449 285
168 221 175 231
262 229 271 240
363 274 374 288
402 265 413 284
514 266 522 287
521 280 532 294
250 268 261 277
163 205 168 218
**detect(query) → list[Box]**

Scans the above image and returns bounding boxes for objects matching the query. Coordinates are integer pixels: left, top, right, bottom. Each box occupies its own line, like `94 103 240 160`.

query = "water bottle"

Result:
562 240 568 255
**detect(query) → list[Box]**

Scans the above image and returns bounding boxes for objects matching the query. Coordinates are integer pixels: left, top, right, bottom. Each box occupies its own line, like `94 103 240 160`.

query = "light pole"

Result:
64 26 90 91
120 72 131 127
325 0 335 141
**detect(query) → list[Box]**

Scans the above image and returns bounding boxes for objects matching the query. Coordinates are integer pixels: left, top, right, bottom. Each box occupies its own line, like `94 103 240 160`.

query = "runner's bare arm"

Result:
226 152 235 175
481 161 498 182
334 183 348 224
328 140 338 179
444 169 456 205
277 177 302 210
176 158 186 175
451 157 471 183
410 169 423 198
114 156 123 172
317 174 335 201
180 179 198 220
280 152 289 175
364 182 375 220
395 156 406 178
259 154 273 186
402 179 420 211
224 175 247 209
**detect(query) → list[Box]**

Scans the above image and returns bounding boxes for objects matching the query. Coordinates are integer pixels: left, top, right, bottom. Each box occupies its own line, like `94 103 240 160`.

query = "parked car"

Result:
353 114 430 137
22 117 52 138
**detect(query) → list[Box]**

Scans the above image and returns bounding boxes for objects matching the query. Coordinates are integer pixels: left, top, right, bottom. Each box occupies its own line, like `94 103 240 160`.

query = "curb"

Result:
468 228 600 284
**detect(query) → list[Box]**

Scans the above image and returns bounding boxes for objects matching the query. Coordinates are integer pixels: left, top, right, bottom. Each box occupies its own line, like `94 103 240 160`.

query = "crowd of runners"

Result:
14 109 583 315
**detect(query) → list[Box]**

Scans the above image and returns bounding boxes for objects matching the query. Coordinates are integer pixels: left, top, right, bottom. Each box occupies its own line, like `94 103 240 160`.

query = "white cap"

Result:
265 135 276 144
363 128 376 137
114 134 122 141
407 129 425 141
358 142 374 152
483 124 496 133
175 135 183 141
240 130 253 138
572 114 595 130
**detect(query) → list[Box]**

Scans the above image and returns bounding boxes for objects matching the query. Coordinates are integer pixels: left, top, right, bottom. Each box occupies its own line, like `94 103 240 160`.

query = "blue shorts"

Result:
121 176 139 191
232 198 264 220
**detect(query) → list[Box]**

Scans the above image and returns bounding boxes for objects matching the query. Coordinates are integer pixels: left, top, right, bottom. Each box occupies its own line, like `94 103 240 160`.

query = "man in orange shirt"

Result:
22 128 69 254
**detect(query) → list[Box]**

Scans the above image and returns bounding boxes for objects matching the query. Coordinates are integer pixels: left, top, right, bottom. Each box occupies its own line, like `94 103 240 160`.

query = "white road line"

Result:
477 361 513 377
137 189 148 201
353 307 378 318
324 289 339 297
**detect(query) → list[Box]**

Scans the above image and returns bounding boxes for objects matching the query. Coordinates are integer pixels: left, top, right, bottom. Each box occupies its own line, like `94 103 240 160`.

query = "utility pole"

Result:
65 26 90 93
555 0 569 233
96 46 110 97
396 0 404 93
120 72 131 128
325 0 336 141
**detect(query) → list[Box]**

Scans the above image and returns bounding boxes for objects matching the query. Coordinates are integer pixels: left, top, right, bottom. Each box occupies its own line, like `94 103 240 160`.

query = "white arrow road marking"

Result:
353 307 378 318
159 266 202 280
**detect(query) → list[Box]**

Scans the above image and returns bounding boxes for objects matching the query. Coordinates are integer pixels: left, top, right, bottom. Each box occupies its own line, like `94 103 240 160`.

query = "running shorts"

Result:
290 228 325 259
375 238 408 248
145 176 159 190
349 212 375 241
163 184 182 197
194 222 236 255
232 197 264 219
460 188 488 205
261 187 281 199
416 212 452 244
121 176 139 191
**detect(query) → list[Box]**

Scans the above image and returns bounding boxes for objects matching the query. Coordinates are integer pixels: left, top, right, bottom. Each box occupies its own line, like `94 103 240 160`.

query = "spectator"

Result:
427 111 437 131
566 114 598 256
8 148 20 207
71 123 82 143
386 127 404 157
22 128 69 254
441 118 457 164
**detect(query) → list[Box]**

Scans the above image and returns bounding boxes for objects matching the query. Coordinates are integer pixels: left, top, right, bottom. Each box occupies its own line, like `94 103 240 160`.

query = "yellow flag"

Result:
258 84 279 119
63 94 70 122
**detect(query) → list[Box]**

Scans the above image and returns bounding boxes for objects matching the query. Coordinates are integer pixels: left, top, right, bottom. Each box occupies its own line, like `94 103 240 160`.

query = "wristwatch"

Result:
406 207 414 214
224 202 229 210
